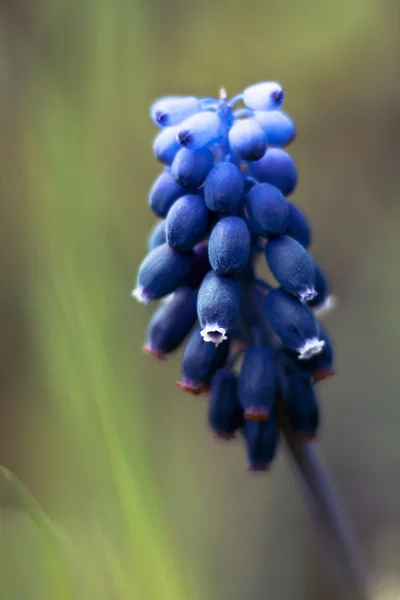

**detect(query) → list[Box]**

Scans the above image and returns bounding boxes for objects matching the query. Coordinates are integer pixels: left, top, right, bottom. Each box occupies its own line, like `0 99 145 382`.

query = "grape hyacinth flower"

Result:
134 83 369 600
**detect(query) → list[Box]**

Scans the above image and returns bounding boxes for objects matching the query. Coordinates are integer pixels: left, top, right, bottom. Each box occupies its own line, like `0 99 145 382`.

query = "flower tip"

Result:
132 286 151 305
176 380 209 395
247 462 270 472
312 366 336 383
299 286 318 304
212 431 235 441
200 324 228 346
143 345 167 360
244 407 269 421
314 294 338 318
297 338 325 360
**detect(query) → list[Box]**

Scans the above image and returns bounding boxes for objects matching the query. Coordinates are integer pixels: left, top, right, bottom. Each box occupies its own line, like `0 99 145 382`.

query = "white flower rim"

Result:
314 295 338 318
200 324 227 346
131 286 151 305
297 337 325 360
298 286 317 304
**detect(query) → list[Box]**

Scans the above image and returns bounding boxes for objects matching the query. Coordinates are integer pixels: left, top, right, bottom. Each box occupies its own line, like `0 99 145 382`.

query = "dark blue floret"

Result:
197 271 241 345
228 118 268 162
238 347 277 421
144 287 198 359
264 289 324 360
204 162 244 213
153 126 181 165
166 194 209 251
171 147 214 188
265 234 316 303
248 148 298 196
304 324 335 382
178 324 230 394
246 182 289 237
181 243 211 289
308 263 329 308
147 220 166 251
243 415 279 471
208 216 251 275
285 373 319 440
285 202 312 249
208 369 244 439
149 170 186 217
133 243 194 304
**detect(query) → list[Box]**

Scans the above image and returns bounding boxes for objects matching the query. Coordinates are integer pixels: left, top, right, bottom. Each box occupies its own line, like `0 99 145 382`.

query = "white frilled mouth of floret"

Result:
298 286 318 304
131 286 151 305
200 324 227 346
313 294 338 318
297 337 325 360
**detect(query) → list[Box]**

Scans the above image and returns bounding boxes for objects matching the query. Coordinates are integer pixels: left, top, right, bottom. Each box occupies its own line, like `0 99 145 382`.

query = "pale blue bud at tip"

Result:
243 82 284 111
176 111 223 149
253 110 296 147
150 96 201 127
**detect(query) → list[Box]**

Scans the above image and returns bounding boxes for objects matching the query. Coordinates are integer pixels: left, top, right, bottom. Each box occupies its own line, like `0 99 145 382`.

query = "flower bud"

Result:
264 289 325 360
166 194 209 251
285 373 319 440
243 82 284 111
147 220 166 252
197 271 241 345
208 217 251 275
285 202 312 248
228 118 268 161
171 147 214 188
153 126 181 165
150 96 201 127
132 244 194 304
304 325 335 382
238 347 277 421
204 162 244 213
208 369 244 439
144 287 197 359
254 110 295 147
178 324 230 394
248 148 297 196
243 416 279 471
265 234 316 303
246 183 289 237
176 111 223 149
149 170 186 217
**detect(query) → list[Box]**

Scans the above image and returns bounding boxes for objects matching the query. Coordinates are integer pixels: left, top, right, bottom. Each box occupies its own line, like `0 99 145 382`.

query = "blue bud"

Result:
147 220 166 252
208 369 244 439
228 118 267 161
308 263 329 308
208 217 251 275
285 202 312 248
144 287 198 359
243 416 279 471
153 126 181 165
197 271 241 345
149 170 186 218
166 194 209 251
248 148 297 196
171 147 214 188
285 373 319 440
204 162 244 213
238 347 277 421
265 235 316 303
243 82 284 111
304 324 335 382
264 289 325 360
150 96 201 127
176 111 223 149
254 110 295 147
181 243 211 289
178 324 230 394
133 243 194 304
246 182 289 237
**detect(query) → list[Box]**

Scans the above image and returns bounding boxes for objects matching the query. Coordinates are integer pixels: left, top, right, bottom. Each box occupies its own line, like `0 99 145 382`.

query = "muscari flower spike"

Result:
134 81 337 472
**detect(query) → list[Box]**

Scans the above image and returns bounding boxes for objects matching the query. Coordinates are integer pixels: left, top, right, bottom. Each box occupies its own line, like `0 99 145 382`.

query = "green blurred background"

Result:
0 0 399 598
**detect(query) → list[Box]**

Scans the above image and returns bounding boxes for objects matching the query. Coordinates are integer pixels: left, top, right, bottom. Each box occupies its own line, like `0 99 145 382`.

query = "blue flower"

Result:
208 369 244 439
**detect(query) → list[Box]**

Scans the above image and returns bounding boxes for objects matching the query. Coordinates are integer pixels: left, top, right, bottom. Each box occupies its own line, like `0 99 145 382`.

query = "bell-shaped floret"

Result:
197 271 241 346
150 96 201 127
238 347 277 421
166 194 209 251
204 162 244 213
248 148 297 196
208 217 251 275
246 183 289 237
208 369 244 439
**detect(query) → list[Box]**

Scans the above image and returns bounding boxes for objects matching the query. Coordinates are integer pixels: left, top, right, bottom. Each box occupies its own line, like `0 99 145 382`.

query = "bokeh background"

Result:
0 0 399 598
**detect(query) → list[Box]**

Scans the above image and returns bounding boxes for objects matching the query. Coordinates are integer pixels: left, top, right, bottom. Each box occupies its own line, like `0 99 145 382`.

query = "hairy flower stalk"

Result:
134 83 370 598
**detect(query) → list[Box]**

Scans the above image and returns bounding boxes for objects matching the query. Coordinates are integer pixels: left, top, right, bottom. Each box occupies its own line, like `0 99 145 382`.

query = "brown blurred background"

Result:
0 0 400 598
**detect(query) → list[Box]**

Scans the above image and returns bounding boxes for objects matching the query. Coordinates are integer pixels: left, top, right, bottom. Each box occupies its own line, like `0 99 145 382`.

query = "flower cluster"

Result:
133 82 335 471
